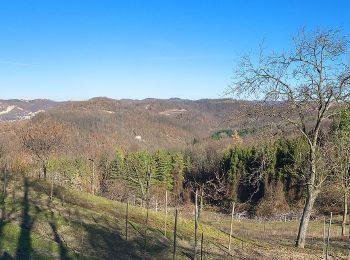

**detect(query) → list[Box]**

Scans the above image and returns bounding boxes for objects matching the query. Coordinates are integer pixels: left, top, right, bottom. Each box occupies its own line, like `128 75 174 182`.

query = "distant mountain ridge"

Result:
0 99 63 121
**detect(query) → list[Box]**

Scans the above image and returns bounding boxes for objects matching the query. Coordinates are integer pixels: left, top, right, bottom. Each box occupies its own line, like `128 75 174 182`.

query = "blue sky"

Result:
0 0 349 101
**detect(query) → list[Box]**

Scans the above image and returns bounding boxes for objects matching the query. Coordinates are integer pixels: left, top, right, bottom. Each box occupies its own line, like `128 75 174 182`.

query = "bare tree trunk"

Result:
342 191 348 236
296 148 321 249
295 188 318 248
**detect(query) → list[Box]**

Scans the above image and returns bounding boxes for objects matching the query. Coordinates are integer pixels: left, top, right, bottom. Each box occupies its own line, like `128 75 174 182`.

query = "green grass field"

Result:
0 175 348 259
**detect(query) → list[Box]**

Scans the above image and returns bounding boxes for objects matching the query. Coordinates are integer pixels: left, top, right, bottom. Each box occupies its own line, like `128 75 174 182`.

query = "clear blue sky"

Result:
0 0 349 101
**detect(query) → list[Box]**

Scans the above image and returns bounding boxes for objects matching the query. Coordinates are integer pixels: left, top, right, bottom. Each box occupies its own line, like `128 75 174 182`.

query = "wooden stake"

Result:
194 190 198 259
80 218 84 249
165 190 168 237
143 170 151 258
2 166 7 202
326 212 333 260
50 172 55 201
199 187 204 221
348 203 350 239
200 232 204 260
228 201 235 253
342 192 348 236
90 159 95 195
125 202 129 241
173 208 178 260
323 216 326 258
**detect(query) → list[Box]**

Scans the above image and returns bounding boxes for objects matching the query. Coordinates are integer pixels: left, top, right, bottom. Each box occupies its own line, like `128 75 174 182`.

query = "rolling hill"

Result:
0 97 275 152
0 99 63 122
42 97 266 150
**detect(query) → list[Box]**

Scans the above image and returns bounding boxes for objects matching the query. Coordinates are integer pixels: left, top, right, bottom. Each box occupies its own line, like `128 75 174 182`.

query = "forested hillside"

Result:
0 96 345 216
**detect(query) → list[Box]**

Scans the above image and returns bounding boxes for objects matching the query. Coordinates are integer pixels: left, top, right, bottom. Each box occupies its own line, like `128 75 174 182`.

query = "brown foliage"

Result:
19 117 68 178
255 182 290 217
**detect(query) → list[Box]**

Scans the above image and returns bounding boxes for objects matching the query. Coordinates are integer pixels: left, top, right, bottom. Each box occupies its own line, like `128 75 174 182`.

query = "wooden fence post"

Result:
2 166 7 202
165 190 168 237
198 187 204 221
50 172 55 201
326 212 333 260
173 208 178 260
143 170 151 258
194 190 198 259
125 202 129 241
80 218 84 253
228 201 235 253
91 159 95 195
200 232 204 260
323 216 326 258
342 192 348 236
348 204 350 239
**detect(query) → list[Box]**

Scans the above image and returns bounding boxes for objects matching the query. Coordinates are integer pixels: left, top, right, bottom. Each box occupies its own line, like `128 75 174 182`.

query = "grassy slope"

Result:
0 176 347 259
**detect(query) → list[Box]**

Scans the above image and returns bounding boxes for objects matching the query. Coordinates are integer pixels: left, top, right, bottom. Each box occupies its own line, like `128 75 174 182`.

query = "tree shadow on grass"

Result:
64 208 169 259
0 183 17 259
46 203 70 260
15 178 35 260
0 198 11 259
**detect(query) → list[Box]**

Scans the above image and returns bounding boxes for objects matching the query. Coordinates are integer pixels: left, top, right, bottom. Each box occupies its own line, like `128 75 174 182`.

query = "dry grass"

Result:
1 176 349 259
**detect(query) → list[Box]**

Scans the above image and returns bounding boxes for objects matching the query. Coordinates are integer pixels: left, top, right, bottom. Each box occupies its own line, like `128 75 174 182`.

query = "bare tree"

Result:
228 28 350 248
20 118 66 179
